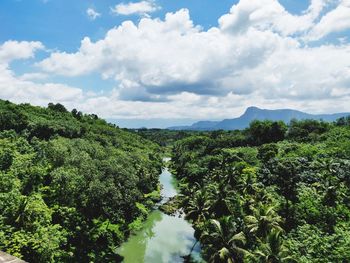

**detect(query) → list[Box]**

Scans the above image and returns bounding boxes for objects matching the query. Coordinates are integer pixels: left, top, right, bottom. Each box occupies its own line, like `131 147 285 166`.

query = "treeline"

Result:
131 128 197 147
0 100 162 262
171 118 350 262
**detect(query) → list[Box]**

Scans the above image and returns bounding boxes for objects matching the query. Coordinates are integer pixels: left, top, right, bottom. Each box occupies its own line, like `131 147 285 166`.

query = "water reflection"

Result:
117 168 203 263
159 168 178 203
118 210 201 263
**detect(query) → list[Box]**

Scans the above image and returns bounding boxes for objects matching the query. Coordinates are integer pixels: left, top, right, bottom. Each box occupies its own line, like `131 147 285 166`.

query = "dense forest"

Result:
2 98 350 263
0 100 162 262
171 118 350 262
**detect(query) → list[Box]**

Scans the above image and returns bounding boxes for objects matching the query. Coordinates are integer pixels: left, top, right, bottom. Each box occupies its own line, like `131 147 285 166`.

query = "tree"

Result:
201 217 248 263
254 231 296 263
245 203 283 240
247 120 287 146
258 144 279 163
273 159 300 230
0 99 162 262
287 119 330 142
335 116 350 126
48 103 68 113
71 109 83 119
185 188 210 224
207 181 237 218
0 103 28 132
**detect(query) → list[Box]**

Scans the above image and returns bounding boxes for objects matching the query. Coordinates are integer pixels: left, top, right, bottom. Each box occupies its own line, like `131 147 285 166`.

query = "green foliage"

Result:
287 119 330 142
170 118 350 262
0 101 28 132
0 100 161 262
247 120 287 145
128 216 144 233
201 217 247 262
2 99 349 262
258 143 279 163
335 116 350 126
286 224 350 262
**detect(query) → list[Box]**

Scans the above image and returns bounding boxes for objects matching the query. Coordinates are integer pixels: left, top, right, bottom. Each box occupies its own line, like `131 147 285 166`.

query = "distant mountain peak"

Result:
245 106 261 112
244 106 262 116
168 107 350 131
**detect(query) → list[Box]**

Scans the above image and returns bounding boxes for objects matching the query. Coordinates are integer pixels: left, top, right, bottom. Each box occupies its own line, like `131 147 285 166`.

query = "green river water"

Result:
117 164 203 262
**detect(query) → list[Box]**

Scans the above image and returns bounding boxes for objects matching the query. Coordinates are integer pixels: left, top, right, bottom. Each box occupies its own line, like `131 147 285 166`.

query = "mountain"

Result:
168 106 350 131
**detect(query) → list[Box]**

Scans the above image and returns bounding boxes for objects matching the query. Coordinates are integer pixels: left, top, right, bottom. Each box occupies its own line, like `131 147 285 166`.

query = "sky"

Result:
0 0 350 128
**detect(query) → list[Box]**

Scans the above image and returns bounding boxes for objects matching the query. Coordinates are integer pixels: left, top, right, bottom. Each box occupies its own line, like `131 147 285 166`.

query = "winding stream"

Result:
117 161 202 262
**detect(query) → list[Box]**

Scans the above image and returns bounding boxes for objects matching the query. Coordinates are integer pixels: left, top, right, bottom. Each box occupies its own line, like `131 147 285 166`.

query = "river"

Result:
117 162 203 262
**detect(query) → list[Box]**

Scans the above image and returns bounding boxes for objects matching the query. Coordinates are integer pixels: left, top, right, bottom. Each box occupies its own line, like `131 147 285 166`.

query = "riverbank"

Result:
159 195 183 216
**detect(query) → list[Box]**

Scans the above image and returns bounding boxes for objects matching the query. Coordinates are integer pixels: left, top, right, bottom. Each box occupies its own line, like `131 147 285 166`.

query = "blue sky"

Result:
1 0 315 50
1 0 236 51
1 0 238 96
0 0 350 128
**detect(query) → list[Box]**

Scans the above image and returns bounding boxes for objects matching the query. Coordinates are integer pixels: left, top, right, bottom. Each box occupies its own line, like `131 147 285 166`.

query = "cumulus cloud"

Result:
0 66 83 107
38 8 294 100
218 0 334 36
307 0 350 40
111 0 160 16
0 41 83 107
87 8 101 20
0 41 44 64
4 1 350 120
19 72 49 81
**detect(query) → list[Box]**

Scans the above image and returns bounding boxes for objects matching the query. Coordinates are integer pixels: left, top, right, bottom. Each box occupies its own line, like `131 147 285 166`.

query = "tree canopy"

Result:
170 117 350 262
0 100 162 262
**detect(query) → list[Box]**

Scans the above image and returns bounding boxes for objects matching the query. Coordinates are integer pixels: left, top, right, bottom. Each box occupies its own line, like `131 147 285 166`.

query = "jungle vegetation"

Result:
171 118 350 262
0 100 162 262
2 98 350 263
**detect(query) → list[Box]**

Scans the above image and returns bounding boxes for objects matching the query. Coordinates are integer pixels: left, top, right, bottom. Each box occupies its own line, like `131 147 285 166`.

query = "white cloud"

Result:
307 0 350 40
111 0 160 16
0 65 83 107
87 8 101 20
218 0 331 36
0 41 44 64
36 1 350 117
0 41 83 107
38 8 291 99
3 1 350 120
19 72 48 81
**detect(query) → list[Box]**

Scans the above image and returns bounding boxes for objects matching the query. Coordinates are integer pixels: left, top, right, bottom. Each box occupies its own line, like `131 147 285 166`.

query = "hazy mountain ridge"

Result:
168 106 350 131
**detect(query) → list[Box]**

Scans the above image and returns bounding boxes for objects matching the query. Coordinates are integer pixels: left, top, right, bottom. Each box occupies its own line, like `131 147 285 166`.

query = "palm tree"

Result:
207 182 237 218
245 203 283 240
185 188 210 224
201 216 249 263
236 167 259 196
254 231 296 263
213 165 239 188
